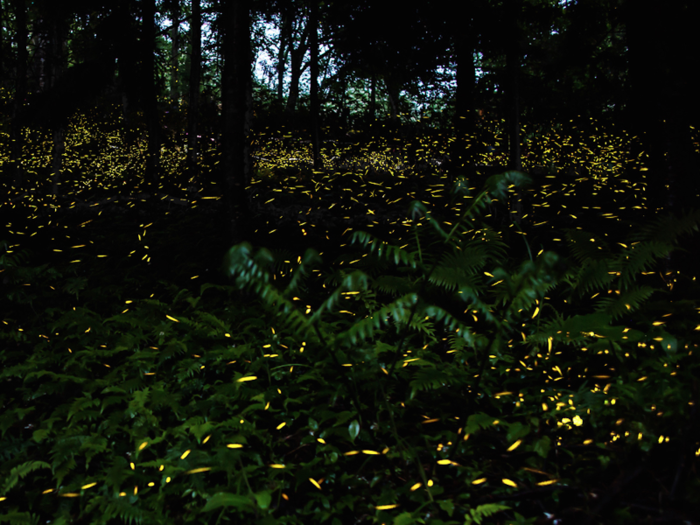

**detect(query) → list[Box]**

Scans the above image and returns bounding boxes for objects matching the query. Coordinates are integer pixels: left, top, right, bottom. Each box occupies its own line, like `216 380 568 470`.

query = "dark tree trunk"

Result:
504 0 523 225
30 19 48 93
285 9 310 116
277 5 292 103
625 0 697 217
9 0 28 188
624 0 699 275
386 78 399 122
337 71 348 126
368 73 376 123
285 29 308 115
221 0 253 244
168 0 180 104
309 0 321 170
48 16 66 196
450 15 477 181
142 0 161 186
187 0 202 183
51 127 65 195
0 1 5 83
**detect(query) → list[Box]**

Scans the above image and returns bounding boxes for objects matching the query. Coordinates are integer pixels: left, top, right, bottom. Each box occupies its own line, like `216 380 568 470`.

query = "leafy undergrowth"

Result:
2 161 700 525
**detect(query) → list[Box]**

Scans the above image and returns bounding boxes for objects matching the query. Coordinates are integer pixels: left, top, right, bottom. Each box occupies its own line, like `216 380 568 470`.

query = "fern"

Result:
0 460 51 494
631 208 700 244
619 241 671 290
350 230 417 267
595 285 655 319
464 504 511 525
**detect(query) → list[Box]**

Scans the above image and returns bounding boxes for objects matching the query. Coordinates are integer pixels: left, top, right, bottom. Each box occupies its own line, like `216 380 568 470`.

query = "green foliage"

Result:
464 504 511 525
1 169 699 525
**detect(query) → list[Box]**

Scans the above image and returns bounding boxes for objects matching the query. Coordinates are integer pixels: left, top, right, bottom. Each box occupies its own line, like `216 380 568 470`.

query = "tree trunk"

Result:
48 15 66 196
221 0 252 244
624 0 699 275
169 0 180 104
142 0 161 186
450 15 477 182
30 19 48 92
187 0 202 184
0 1 5 82
277 6 292 103
625 0 670 218
285 39 307 114
504 0 523 225
51 127 65 195
285 19 309 115
368 73 376 123
386 78 399 122
9 0 28 188
309 0 321 170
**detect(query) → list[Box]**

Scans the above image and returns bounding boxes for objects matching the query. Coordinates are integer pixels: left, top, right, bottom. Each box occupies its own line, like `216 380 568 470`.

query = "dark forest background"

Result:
1 2 700 525
1 0 698 231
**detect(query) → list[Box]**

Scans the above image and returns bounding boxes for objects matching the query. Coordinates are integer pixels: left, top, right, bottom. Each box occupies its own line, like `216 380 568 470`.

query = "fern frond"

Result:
440 244 490 274
619 241 672 290
0 460 51 494
283 247 322 297
457 287 499 326
409 367 452 393
571 259 615 296
336 293 418 346
102 496 154 525
422 304 478 346
631 209 700 244
350 231 417 267
428 265 480 293
565 229 612 262
595 286 655 320
309 270 370 326
465 503 511 525
373 275 417 296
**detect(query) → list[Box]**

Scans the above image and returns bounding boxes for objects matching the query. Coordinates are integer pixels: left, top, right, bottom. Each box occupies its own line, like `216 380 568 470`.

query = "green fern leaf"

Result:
0 460 51 494
372 275 416 296
595 286 654 319
409 367 451 394
465 503 511 525
337 294 418 346
619 241 671 289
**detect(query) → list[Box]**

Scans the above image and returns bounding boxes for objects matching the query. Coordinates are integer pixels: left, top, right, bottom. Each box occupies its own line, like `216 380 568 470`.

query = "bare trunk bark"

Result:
285 22 309 115
386 79 399 122
277 7 291 103
48 16 66 196
309 0 320 170
450 16 477 181
187 0 202 184
169 0 181 104
368 73 376 123
222 0 252 244
142 0 161 186
504 0 523 225
9 0 28 188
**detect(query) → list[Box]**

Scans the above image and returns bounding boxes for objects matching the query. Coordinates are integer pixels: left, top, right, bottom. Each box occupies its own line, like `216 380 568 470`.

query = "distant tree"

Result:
142 0 161 186
221 0 253 243
186 0 202 184
166 0 181 104
283 1 310 114
624 0 698 218
0 1 6 84
8 0 28 188
325 0 448 123
309 0 320 169
446 0 479 180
